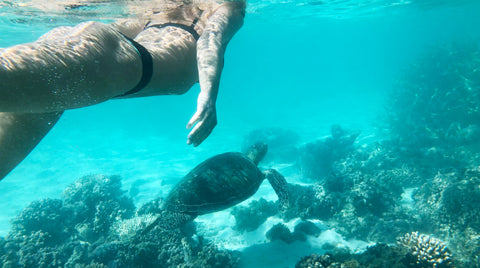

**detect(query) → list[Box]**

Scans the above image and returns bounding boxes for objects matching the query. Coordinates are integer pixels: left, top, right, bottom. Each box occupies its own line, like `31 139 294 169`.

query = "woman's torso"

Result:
124 1 221 97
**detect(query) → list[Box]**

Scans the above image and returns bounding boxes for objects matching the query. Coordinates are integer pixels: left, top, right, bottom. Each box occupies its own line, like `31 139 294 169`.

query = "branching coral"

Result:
397 232 452 267
62 174 135 242
10 198 70 240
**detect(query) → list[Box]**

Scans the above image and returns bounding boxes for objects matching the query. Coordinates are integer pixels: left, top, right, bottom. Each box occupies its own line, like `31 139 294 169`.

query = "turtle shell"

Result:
164 152 265 215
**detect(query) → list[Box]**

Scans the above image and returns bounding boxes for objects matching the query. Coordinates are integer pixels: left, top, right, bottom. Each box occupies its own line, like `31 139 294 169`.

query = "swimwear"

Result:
117 36 153 97
118 12 202 97
144 10 203 41
144 19 201 41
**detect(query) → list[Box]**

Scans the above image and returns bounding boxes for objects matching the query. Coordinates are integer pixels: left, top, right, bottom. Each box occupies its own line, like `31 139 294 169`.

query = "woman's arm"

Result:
187 1 245 146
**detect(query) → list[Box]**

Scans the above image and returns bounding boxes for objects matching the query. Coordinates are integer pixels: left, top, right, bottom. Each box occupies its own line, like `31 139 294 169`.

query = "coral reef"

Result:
414 169 480 232
397 232 452 267
305 58 480 262
293 221 322 237
279 142 424 243
231 198 278 232
412 168 480 265
296 242 456 268
0 175 239 268
239 127 416 245
385 42 480 170
296 253 333 268
62 175 136 242
266 223 296 243
235 116 478 264
266 221 322 244
117 228 239 268
321 142 432 243
317 41 480 266
282 182 341 221
2 41 480 267
10 198 70 241
5 198 75 267
299 125 360 180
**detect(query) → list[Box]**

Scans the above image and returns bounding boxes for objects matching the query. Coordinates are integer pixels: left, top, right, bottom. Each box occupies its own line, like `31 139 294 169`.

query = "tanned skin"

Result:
0 1 245 181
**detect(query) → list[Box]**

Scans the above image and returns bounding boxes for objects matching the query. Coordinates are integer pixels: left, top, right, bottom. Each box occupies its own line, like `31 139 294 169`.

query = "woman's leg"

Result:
0 111 63 181
0 21 143 113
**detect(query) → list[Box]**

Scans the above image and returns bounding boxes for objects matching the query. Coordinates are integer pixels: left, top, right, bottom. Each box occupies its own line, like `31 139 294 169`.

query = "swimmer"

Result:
0 0 246 181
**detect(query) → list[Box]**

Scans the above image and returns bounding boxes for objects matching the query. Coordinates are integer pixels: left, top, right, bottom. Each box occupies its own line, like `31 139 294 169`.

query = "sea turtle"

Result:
143 143 289 232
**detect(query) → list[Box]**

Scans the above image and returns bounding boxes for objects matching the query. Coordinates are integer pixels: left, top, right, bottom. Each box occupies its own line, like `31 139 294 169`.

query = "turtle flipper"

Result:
265 169 289 212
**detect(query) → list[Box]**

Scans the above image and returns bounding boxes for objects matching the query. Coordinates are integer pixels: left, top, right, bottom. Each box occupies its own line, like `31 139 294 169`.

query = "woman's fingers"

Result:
186 111 201 129
186 111 217 146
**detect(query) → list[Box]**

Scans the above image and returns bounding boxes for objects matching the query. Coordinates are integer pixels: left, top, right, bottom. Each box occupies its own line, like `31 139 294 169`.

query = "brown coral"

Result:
397 232 452 267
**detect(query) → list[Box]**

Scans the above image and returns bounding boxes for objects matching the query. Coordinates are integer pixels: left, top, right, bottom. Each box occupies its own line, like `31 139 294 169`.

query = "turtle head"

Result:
246 142 268 165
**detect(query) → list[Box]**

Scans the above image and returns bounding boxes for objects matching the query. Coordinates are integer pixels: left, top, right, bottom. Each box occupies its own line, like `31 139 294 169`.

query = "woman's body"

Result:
0 0 246 181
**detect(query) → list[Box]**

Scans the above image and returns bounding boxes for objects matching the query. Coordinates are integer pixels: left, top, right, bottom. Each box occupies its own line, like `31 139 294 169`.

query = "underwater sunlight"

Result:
0 0 480 267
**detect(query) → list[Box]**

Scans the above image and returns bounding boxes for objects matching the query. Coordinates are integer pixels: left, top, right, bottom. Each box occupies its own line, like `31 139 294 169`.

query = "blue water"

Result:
1 0 480 267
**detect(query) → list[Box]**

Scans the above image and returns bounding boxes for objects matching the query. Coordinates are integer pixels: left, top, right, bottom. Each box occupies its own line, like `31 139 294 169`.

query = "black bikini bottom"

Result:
145 23 200 41
116 36 154 97
117 23 199 97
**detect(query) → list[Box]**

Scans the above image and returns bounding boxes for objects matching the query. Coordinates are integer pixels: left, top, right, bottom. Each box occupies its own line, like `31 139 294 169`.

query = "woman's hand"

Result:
186 0 244 147
186 92 217 147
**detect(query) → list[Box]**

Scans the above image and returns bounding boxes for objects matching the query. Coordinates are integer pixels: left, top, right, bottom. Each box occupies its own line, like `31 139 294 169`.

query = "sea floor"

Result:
0 100 380 268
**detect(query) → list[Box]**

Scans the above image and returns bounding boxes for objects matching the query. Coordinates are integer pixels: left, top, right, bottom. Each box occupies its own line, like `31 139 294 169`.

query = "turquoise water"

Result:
1 0 480 267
